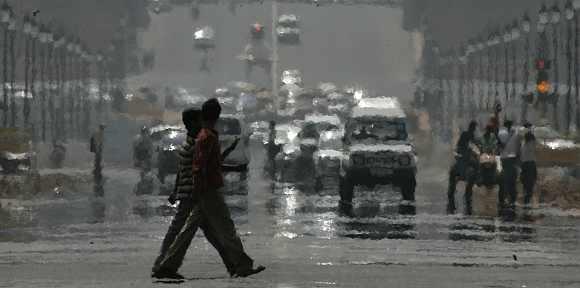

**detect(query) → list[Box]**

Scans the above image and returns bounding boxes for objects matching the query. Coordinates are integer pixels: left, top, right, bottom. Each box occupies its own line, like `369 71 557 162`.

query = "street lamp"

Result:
1 1 11 127
29 18 39 141
8 15 15 127
66 38 76 136
503 24 513 106
551 3 561 131
510 21 520 120
565 0 575 134
521 13 533 121
53 31 66 141
38 24 50 142
574 0 580 133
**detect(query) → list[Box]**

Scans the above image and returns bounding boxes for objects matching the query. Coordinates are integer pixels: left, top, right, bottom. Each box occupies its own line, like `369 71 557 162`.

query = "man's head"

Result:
182 107 201 135
202 98 222 127
468 120 478 133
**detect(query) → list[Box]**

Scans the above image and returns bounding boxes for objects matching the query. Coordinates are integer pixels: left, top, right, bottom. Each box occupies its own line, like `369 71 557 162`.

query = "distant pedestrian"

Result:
153 99 264 279
498 120 521 210
90 124 106 197
520 122 537 206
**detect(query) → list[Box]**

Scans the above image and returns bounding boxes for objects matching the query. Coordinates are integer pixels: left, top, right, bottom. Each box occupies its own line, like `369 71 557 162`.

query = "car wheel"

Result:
1 160 18 174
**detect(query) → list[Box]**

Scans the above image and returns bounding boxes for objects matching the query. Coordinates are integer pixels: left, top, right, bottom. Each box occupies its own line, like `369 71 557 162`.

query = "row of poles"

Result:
421 0 580 136
0 1 120 144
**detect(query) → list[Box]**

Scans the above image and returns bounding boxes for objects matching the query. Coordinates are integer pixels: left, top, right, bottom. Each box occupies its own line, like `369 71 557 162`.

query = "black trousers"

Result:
520 161 537 205
499 158 518 209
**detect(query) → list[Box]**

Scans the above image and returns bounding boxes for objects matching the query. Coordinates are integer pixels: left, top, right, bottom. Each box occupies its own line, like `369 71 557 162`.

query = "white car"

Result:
217 114 251 172
277 14 300 44
281 69 303 86
193 26 215 50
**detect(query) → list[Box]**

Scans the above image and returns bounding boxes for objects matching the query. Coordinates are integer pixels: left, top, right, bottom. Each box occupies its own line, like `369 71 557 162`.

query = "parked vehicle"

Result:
218 114 251 172
0 128 33 174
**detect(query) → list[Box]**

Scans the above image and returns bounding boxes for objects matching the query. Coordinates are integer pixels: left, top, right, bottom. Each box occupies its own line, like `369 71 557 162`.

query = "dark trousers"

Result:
499 158 518 209
152 198 234 274
156 188 253 275
447 157 476 215
520 161 537 205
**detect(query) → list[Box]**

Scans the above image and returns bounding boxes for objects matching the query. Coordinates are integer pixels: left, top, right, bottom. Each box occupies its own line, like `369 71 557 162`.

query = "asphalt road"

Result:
1 140 580 287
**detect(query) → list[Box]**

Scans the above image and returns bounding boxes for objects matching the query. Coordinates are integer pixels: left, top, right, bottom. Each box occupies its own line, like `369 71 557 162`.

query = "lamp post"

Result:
46 28 55 144
53 31 66 141
38 24 48 142
95 53 104 123
66 38 75 137
503 24 513 119
81 48 91 139
8 12 15 127
550 3 561 131
1 1 11 127
476 40 486 112
23 16 32 128
565 1 575 134
457 46 466 119
30 18 39 140
538 4 550 119
521 13 532 122
574 0 580 133
510 21 520 121
74 41 82 138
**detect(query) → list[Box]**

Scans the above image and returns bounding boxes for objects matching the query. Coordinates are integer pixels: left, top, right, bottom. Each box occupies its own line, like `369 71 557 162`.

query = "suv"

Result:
339 97 417 207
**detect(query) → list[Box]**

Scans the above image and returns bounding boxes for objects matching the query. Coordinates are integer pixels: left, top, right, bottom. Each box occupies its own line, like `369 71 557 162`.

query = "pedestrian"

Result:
520 122 537 206
447 120 479 214
152 107 241 278
133 126 153 171
480 124 499 155
153 100 264 279
90 124 106 197
498 120 521 210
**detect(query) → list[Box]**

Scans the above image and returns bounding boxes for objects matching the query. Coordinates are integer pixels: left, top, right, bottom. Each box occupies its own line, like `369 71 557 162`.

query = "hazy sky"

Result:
134 3 416 101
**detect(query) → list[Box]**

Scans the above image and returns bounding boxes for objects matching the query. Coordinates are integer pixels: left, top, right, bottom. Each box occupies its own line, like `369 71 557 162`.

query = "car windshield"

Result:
300 122 339 139
349 119 406 142
216 118 242 135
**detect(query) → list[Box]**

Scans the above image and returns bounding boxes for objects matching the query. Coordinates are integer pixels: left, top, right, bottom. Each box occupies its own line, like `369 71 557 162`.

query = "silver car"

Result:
217 114 251 172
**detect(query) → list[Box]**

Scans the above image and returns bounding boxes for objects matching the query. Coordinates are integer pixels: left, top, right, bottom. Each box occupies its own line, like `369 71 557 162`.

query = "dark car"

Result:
155 127 187 183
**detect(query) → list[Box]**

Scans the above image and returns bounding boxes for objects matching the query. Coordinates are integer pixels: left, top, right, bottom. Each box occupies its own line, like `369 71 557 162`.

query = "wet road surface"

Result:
1 141 580 287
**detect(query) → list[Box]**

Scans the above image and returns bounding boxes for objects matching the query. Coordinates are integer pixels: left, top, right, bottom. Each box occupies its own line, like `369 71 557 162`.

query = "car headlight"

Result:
163 144 178 152
399 154 411 166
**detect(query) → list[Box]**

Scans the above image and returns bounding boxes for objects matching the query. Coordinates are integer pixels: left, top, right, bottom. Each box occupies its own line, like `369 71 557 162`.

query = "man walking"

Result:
90 124 106 197
153 100 264 279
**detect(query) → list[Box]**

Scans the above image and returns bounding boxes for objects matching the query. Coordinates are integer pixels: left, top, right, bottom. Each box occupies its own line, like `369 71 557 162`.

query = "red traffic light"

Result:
536 59 545 70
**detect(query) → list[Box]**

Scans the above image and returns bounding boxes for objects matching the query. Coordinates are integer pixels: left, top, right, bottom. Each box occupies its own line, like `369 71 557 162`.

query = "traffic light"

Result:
536 58 550 96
